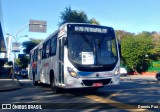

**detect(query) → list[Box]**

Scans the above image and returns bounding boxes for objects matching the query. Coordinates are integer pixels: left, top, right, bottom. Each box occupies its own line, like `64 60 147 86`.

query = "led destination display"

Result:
67 24 113 34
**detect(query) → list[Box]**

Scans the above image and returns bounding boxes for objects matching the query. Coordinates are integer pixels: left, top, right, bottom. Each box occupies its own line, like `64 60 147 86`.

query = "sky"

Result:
1 0 160 44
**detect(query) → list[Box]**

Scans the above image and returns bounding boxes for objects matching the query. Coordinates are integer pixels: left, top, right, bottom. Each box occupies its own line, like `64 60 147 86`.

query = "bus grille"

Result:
82 79 111 86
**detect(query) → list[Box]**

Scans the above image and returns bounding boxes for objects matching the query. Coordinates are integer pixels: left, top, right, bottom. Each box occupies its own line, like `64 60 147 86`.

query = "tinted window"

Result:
50 36 57 56
42 40 50 59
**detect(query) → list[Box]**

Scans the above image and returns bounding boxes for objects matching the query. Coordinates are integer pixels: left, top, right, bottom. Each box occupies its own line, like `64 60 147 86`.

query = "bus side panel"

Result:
41 57 58 84
40 59 47 83
36 48 42 82
28 52 33 79
28 63 32 79
49 55 58 84
39 36 58 84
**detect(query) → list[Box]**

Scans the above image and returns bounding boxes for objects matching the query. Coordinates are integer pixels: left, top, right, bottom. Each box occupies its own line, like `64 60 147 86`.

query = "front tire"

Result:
51 77 60 94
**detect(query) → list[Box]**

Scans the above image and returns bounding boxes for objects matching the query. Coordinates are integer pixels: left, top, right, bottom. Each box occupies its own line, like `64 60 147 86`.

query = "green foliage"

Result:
148 61 160 72
59 6 100 26
116 30 160 73
15 55 29 68
121 34 153 73
151 32 160 60
115 30 135 40
88 18 100 25
19 38 42 68
22 38 43 54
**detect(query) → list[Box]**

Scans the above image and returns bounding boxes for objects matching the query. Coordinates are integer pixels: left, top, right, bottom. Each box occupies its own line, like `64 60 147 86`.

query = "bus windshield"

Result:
68 32 118 70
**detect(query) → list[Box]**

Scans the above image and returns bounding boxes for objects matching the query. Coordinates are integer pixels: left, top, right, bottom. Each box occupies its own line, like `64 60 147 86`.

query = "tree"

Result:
115 30 135 68
19 38 42 68
138 31 154 38
22 38 43 54
15 55 29 69
58 6 100 26
151 32 160 60
88 18 100 25
115 30 135 40
121 34 153 74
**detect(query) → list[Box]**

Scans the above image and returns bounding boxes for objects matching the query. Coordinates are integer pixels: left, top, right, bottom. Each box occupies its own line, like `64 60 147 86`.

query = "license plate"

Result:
92 83 103 87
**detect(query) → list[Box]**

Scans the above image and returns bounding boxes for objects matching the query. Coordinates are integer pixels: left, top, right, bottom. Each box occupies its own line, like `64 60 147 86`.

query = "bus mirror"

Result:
63 38 68 46
118 42 122 57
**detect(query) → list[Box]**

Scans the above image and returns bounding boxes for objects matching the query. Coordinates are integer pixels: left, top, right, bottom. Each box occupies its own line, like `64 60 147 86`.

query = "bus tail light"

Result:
67 67 78 78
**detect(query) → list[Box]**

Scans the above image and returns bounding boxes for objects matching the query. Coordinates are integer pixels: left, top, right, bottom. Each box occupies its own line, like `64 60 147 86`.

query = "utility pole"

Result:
6 19 47 81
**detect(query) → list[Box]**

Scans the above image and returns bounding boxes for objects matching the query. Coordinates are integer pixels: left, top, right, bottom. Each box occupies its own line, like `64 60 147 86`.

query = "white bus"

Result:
28 23 121 93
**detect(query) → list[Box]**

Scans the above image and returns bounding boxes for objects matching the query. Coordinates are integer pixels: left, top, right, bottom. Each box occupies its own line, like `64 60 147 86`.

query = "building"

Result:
0 0 7 67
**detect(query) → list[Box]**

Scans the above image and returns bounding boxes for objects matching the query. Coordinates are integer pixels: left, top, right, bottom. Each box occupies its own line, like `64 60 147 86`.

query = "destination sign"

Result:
74 26 107 33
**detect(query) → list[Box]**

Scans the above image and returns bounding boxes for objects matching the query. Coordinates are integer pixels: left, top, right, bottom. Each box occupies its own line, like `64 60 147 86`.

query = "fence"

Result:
147 61 160 72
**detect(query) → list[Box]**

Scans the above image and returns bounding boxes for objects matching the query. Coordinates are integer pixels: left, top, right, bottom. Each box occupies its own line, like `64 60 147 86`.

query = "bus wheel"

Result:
51 78 59 94
33 73 39 86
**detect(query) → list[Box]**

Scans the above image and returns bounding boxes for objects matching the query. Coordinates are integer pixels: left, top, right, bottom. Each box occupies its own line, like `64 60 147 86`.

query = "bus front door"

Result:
58 38 64 84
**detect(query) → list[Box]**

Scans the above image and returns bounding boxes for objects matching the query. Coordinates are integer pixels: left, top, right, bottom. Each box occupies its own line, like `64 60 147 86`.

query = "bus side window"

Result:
46 40 50 58
50 36 57 56
32 52 35 62
35 49 38 61
29 53 31 63
42 40 51 59
42 43 46 59
38 48 42 60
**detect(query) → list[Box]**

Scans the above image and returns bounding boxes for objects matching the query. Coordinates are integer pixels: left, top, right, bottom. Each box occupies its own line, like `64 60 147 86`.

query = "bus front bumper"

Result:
63 75 120 89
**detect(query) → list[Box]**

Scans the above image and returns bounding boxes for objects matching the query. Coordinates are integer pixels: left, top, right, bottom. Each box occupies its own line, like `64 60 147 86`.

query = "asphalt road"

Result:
0 76 160 112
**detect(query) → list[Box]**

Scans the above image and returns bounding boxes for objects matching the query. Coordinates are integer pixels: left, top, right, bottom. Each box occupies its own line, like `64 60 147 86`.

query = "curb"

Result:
0 86 22 92
120 75 158 83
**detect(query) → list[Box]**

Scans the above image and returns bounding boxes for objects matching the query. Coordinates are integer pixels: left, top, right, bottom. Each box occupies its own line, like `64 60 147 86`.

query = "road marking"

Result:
107 93 120 99
85 94 148 111
101 87 160 92
106 92 160 97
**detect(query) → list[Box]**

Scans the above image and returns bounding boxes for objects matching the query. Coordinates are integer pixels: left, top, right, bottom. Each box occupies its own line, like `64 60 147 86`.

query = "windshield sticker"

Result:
82 52 94 64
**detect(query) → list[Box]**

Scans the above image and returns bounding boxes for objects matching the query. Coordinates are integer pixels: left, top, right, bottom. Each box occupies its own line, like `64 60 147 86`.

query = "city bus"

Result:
28 23 121 93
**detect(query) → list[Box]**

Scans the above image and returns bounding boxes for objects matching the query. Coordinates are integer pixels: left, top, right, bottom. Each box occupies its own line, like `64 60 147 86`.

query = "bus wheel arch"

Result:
50 70 54 84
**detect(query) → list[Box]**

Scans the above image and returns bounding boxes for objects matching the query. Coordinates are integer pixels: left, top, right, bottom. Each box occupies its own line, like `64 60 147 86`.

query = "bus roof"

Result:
30 23 114 53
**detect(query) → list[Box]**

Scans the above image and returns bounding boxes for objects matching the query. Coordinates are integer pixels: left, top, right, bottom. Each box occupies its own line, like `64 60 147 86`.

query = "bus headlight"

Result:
114 67 120 76
67 67 78 78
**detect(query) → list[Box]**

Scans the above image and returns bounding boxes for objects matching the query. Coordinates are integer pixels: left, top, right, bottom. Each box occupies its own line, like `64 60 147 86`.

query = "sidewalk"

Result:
120 75 158 82
0 73 22 92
